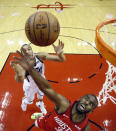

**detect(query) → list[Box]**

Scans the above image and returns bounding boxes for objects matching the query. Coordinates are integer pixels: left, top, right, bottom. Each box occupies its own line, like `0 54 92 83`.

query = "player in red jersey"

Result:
11 49 98 131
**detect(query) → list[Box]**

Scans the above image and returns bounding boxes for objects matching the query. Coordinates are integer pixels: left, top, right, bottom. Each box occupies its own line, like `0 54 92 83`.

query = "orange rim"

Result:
95 19 116 66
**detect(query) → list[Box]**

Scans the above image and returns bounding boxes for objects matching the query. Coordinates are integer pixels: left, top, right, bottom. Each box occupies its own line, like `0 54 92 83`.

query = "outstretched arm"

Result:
36 40 66 62
11 50 69 113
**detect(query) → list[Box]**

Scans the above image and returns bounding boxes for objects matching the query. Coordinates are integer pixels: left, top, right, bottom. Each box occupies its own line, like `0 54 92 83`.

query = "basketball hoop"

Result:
95 19 116 66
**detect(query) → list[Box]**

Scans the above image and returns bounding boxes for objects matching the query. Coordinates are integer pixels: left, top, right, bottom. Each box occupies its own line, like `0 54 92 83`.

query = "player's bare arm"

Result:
36 40 66 62
11 50 69 113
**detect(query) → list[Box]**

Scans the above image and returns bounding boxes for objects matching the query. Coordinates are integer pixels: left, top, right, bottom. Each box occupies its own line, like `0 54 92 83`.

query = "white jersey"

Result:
24 55 45 93
26 55 45 80
33 55 45 78
22 55 46 113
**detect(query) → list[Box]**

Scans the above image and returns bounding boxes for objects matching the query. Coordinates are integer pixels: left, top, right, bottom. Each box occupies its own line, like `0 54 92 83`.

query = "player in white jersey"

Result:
11 40 66 115
23 55 46 114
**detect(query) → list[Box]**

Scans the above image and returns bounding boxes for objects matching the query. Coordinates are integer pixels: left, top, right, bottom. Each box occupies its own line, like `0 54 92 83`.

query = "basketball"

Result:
25 11 60 46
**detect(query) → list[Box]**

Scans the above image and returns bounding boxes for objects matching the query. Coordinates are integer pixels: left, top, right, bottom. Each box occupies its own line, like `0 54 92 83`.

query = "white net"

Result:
97 61 116 106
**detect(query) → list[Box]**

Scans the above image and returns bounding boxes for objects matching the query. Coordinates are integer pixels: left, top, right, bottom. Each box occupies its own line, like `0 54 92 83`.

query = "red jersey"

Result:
35 101 88 131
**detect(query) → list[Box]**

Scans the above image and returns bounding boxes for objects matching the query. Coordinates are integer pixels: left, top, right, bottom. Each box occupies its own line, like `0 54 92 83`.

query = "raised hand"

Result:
52 40 64 55
11 50 35 71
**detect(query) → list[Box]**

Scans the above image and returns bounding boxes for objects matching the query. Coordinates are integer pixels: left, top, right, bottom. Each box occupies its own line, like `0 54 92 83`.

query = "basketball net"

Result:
97 23 116 106
98 60 116 106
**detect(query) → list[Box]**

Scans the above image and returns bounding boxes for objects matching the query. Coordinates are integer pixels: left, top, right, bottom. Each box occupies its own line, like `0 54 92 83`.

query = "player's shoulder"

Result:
34 52 48 60
36 52 48 55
